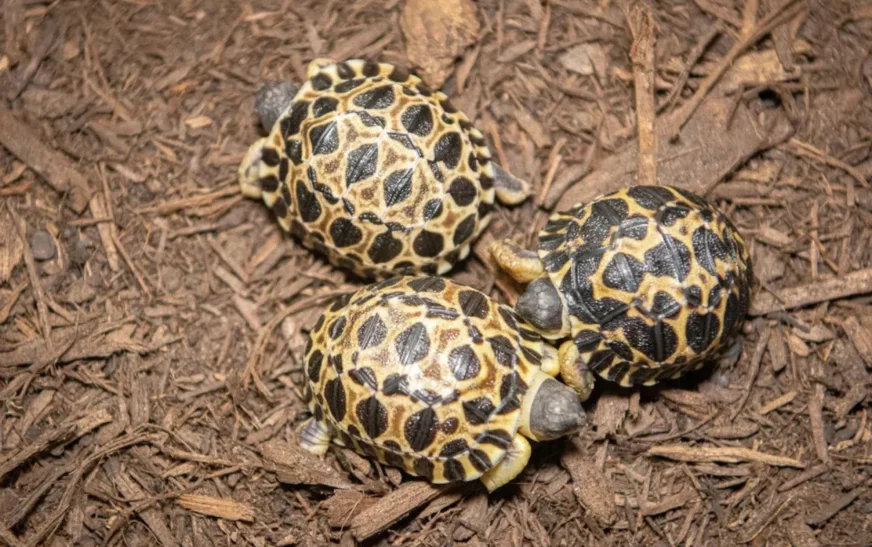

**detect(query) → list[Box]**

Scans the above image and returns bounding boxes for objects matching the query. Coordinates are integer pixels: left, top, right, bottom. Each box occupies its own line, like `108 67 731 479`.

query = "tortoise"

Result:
298 275 586 492
490 185 753 401
239 58 530 280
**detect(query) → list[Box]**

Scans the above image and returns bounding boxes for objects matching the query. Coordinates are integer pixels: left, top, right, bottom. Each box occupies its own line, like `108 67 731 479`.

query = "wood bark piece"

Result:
0 110 92 213
0 409 112 482
399 0 480 88
0 322 163 368
806 487 863 526
561 437 617 525
259 439 354 490
0 208 24 284
177 494 255 522
750 268 872 315
647 445 805 468
786 518 822 547
104 458 180 547
350 482 450 541
552 94 794 212
841 316 872 368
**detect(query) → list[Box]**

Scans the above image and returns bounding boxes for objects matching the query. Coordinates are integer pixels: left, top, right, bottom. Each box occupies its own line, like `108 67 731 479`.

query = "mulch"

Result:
1 0 871 545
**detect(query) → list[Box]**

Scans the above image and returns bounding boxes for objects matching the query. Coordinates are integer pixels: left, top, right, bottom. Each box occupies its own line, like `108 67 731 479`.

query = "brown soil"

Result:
1 0 871 545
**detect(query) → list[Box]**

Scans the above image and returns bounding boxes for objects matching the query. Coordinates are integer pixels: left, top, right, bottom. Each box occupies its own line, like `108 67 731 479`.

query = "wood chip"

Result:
751 268 872 315
778 464 829 493
0 409 112 482
455 492 488 540
756 225 793 247
329 22 391 62
105 458 180 547
641 489 699 517
759 391 797 415
400 0 480 87
647 445 805 468
806 487 863 526
558 44 595 75
561 437 617 525
351 482 451 541
497 39 537 63
324 491 377 528
259 439 353 489
625 0 658 187
184 115 213 129
786 332 811 356
808 379 831 465
0 208 24 284
841 316 872 368
513 105 551 148
0 110 91 212
177 494 254 522
705 421 759 439
737 492 793 543
0 322 163 368
786 518 822 547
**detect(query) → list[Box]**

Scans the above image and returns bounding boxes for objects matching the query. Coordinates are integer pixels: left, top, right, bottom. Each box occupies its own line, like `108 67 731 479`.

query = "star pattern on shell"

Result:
538 185 753 387
240 59 502 280
301 276 547 484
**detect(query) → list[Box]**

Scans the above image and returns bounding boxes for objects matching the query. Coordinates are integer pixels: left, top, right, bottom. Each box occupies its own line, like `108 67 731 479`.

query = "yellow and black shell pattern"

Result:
539 185 753 387
252 59 498 279
302 276 546 484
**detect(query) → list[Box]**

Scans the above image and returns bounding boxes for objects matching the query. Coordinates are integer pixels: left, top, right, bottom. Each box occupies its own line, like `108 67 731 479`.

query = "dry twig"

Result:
648 444 805 467
0 110 91 212
624 0 658 186
750 268 872 315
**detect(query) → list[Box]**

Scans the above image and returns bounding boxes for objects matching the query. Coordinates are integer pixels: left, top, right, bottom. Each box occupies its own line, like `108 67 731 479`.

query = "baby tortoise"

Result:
299 276 585 492
239 58 529 280
491 185 753 400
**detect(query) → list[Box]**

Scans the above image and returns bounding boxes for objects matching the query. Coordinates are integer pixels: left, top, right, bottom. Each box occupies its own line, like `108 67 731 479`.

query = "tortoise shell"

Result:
538 185 753 387
249 59 498 279
302 276 547 484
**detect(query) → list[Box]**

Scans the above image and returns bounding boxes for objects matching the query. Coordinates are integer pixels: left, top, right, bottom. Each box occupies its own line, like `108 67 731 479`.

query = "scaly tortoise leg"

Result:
299 417 333 456
480 435 532 492
558 340 596 402
492 163 530 205
490 240 543 284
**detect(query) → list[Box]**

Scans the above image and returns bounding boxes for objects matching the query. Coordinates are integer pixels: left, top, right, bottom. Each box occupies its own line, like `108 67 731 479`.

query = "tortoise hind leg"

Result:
715 335 744 370
492 163 530 205
480 435 532 492
238 138 268 199
299 417 333 456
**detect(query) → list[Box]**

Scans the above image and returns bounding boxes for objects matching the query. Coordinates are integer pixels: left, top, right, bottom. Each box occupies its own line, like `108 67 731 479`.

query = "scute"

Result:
538 185 752 387
304 276 547 484
243 59 499 280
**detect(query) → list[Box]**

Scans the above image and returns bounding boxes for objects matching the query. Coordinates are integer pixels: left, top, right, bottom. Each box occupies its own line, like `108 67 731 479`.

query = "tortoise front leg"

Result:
558 340 596 402
490 240 544 284
479 435 532 492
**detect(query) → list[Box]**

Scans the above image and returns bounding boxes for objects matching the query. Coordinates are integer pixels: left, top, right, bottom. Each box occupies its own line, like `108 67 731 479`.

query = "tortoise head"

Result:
521 373 586 442
489 240 570 339
255 81 298 132
238 82 298 201
515 274 570 339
